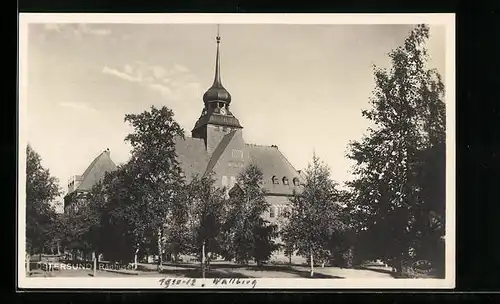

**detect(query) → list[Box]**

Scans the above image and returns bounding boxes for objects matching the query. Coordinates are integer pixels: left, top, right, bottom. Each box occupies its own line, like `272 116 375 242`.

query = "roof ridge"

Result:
272 147 303 178
75 150 117 191
79 151 106 180
245 143 273 148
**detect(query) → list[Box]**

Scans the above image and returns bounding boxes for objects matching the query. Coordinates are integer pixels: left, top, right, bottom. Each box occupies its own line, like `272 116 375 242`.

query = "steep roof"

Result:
244 144 303 195
175 136 303 196
174 136 210 182
75 150 118 192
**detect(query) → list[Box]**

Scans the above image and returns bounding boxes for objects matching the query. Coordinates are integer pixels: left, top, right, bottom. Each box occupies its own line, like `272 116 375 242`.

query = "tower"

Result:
191 26 243 154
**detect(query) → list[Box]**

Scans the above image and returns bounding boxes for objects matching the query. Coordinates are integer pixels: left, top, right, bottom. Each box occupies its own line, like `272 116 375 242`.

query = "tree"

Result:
186 173 227 274
346 24 446 275
283 155 346 276
224 164 279 265
92 165 140 265
163 183 191 263
124 105 186 271
25 144 61 257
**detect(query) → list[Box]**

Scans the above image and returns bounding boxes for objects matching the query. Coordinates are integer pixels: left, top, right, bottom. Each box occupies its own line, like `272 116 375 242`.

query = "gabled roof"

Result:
74 150 118 192
175 133 304 196
244 144 303 196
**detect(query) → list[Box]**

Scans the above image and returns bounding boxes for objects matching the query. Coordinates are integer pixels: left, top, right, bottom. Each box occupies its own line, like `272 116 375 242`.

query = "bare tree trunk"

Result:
134 243 139 270
201 240 206 279
310 249 314 277
157 228 163 272
26 252 30 274
288 253 292 266
93 251 97 277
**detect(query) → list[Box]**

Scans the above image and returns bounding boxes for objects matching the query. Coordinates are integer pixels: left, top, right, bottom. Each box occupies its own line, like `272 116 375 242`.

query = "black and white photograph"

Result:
18 13 455 289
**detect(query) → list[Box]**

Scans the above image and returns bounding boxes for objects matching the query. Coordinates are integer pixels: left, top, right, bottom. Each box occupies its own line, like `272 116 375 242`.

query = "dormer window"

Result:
282 177 289 185
271 176 279 185
293 178 300 186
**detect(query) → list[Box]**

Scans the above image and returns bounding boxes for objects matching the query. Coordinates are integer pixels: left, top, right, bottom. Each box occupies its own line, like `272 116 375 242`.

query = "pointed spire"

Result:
203 24 231 104
213 24 222 86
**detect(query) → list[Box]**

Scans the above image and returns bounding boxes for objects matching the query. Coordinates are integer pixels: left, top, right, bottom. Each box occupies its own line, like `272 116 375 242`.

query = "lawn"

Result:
26 261 396 279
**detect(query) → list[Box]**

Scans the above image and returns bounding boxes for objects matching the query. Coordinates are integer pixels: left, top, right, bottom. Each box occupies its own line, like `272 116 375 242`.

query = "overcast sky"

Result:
25 22 446 207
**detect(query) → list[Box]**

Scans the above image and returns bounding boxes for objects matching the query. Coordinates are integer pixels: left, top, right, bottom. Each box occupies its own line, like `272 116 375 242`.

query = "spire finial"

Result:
202 24 231 105
214 24 221 85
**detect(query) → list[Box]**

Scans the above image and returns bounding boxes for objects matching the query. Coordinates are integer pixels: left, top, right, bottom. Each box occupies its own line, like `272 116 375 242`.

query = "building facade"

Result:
65 32 306 262
175 33 304 228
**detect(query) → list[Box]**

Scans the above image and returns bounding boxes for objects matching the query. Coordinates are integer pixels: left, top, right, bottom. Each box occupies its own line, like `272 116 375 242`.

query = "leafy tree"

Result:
25 144 61 257
92 165 139 265
163 183 191 262
283 155 346 276
346 24 446 274
124 105 186 271
186 173 227 272
224 164 279 265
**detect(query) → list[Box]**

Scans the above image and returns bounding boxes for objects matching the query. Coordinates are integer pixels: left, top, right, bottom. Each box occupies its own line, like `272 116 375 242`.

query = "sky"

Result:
24 22 446 209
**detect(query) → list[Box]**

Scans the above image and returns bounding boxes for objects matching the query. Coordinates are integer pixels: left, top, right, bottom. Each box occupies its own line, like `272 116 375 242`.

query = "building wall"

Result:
210 129 247 190
207 124 236 155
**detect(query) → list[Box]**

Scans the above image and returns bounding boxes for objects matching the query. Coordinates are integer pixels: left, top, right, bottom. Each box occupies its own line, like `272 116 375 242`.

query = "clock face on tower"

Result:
220 107 227 115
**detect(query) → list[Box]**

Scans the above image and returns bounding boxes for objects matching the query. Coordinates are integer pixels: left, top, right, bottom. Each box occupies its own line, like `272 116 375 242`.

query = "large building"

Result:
64 32 306 261
176 33 304 227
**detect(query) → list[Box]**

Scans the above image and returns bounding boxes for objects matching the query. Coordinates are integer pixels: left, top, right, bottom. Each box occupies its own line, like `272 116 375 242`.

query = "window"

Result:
293 178 300 186
232 149 243 158
282 177 289 185
272 176 279 184
222 176 228 188
270 206 276 218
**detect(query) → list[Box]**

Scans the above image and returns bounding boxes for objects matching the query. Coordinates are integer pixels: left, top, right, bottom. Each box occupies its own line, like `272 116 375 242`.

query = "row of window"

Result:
272 176 300 186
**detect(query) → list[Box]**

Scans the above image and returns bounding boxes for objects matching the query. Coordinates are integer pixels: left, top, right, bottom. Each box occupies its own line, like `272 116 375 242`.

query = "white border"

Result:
18 13 456 290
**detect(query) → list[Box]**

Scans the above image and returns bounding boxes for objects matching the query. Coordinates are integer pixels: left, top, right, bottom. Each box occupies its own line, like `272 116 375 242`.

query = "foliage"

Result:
92 165 140 263
58 105 188 265
25 144 61 255
185 172 227 261
346 24 446 273
124 105 186 267
282 155 347 268
224 164 279 264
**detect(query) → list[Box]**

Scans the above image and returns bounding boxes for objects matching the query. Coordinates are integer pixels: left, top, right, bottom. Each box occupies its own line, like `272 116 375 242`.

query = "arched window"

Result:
293 177 300 186
271 176 279 185
282 177 289 185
